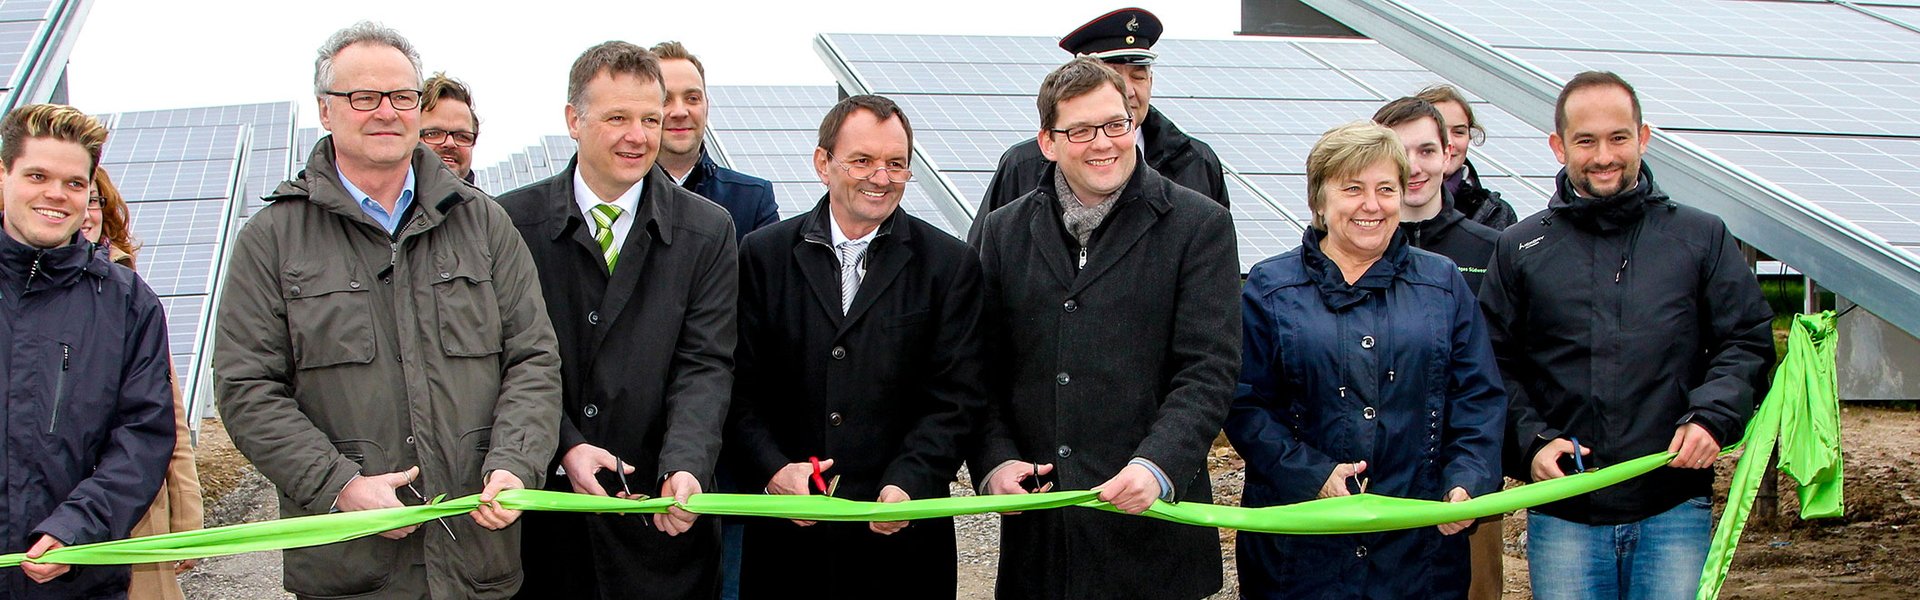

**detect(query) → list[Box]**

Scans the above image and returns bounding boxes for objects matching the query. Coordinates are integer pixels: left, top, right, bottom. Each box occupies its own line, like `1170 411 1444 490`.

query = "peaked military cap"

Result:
1059 7 1163 65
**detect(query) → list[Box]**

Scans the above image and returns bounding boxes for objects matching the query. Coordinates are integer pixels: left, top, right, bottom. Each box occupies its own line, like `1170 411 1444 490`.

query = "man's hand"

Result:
653 471 702 536
21 535 67 583
1531 439 1591 481
472 470 524 530
561 444 634 498
337 466 421 539
1318 461 1368 499
1437 487 1473 535
981 461 1053 496
1669 423 1721 470
871 485 911 535
1093 463 1161 515
767 459 831 526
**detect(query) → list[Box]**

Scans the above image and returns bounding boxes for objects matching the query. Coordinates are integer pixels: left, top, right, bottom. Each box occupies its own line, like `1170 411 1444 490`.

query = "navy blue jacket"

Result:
682 149 777 243
1227 228 1504 599
1 230 173 599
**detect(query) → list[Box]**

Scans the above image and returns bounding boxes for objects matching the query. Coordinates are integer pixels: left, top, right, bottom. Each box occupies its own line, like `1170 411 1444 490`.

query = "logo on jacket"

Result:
1520 235 1545 250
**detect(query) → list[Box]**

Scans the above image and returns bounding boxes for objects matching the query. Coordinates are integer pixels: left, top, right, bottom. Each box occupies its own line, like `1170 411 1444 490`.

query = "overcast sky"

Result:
67 0 1243 166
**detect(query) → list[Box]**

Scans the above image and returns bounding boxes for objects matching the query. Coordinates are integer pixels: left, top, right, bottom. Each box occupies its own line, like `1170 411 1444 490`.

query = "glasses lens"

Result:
1067 126 1097 143
347 91 381 110
451 132 478 147
87 196 104 209
421 129 446 142
389 91 421 110
1103 119 1132 138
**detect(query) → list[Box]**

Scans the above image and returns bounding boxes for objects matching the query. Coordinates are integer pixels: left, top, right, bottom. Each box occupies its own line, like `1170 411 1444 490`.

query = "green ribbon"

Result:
2 313 1842 599
1 451 1671 569
1699 311 1843 599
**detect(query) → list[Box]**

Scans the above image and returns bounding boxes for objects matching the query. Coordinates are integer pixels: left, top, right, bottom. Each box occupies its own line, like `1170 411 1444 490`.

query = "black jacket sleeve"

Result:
724 239 793 488
1679 220 1775 446
1127 206 1241 500
1479 236 1560 480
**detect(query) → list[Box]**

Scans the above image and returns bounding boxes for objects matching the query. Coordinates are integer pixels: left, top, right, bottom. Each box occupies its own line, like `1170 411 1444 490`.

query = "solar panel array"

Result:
819 33 1560 270
98 103 299 419
1396 0 1920 252
0 0 79 112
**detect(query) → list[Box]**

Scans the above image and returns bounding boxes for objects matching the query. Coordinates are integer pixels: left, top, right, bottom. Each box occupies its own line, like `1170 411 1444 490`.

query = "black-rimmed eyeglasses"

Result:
421 129 478 147
324 89 423 111
1047 117 1134 144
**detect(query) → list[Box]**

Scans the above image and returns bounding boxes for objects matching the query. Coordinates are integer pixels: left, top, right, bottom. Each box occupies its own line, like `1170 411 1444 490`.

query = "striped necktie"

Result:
591 204 624 272
837 239 869 314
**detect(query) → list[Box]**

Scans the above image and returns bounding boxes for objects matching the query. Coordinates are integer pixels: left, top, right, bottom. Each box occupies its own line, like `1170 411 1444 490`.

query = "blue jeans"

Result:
720 520 743 600
1528 498 1711 600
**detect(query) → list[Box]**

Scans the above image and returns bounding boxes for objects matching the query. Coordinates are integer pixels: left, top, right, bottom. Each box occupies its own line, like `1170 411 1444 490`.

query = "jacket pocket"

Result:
283 534 397 597
283 264 377 369
432 253 503 357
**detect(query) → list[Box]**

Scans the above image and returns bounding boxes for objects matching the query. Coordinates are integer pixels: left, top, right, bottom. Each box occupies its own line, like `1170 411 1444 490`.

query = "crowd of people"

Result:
0 6 1777 600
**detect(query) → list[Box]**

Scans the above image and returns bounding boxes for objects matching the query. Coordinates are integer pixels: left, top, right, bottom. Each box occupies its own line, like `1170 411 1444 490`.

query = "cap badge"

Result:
1126 15 1140 32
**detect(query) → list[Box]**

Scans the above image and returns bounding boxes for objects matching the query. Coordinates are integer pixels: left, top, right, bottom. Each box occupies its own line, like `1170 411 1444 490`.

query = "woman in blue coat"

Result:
1226 122 1506 599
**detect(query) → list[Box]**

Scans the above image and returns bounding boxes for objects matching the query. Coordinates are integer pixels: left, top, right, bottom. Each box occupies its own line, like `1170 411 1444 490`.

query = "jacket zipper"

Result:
1077 247 1088 270
49 343 70 433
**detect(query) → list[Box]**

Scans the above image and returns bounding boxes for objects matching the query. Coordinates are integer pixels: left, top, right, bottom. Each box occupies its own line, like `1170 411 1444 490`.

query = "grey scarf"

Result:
1054 169 1118 248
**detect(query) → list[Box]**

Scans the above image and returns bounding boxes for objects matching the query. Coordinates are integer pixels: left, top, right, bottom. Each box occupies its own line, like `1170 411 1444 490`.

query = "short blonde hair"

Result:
1 103 109 171
1305 121 1407 230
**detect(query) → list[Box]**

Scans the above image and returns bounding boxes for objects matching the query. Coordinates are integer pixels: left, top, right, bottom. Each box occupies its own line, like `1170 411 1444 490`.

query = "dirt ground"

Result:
186 405 1918 598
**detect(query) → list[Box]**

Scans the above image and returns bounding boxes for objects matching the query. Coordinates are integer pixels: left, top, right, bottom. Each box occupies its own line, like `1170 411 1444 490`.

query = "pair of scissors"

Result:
808 456 841 497
404 482 457 541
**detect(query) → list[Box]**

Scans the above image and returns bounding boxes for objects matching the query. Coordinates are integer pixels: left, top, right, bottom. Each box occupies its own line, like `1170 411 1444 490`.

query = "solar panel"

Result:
1504 47 1920 137
913 130 1034 171
0 0 53 23
102 125 246 164
0 20 42 93
139 244 219 297
1399 0 1920 63
106 160 240 202
128 199 227 247
157 296 205 355
726 154 819 183
1293 41 1429 71
1680 132 1920 245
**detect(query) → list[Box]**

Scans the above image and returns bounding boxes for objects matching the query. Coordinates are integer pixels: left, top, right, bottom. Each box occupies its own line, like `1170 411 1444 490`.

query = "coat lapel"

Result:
1069 171 1163 295
1027 202 1075 290
796 199 847 328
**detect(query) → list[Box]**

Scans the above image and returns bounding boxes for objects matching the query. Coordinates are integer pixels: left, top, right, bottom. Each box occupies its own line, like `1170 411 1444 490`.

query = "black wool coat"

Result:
972 161 1241 600
494 161 738 600
726 197 989 598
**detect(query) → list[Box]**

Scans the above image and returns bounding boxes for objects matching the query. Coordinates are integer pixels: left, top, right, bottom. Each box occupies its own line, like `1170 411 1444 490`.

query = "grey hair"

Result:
313 21 423 96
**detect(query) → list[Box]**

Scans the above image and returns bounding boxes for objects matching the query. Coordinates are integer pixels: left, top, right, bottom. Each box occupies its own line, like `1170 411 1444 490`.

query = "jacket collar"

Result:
1403 185 1467 246
681 148 721 191
541 157 678 247
0 227 107 292
1548 164 1669 233
800 193 908 246
1299 225 1411 311
1025 159 1170 293
1138 105 1193 168
269 136 481 238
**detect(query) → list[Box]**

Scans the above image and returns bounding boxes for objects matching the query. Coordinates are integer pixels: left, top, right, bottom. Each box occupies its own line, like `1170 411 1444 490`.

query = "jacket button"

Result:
1430 410 1439 418
1362 407 1376 420
831 346 847 360
349 280 361 289
583 404 599 418
405 435 415 445
1057 445 1072 459
1355 545 1369 558
829 412 844 427
1360 335 1375 350
441 271 452 279
289 285 301 295
1063 299 1077 312
1056 372 1070 385
382 277 391 285
588 311 600 325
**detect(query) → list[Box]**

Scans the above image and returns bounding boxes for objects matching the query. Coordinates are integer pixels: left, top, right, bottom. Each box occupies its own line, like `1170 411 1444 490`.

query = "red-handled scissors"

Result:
807 456 840 496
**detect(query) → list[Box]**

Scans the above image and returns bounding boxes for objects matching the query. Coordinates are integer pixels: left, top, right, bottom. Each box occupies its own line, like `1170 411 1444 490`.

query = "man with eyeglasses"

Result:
420 72 479 182
967 7 1228 245
214 22 562 599
495 41 737 600
969 57 1238 600
724 94 987 597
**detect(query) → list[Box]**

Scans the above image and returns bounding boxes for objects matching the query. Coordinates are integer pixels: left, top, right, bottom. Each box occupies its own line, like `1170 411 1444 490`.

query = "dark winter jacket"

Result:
495 160 737 600
0 230 174 600
682 149 778 243
972 160 1240 600
966 106 1228 244
1444 159 1517 230
1404 187 1501 292
727 196 988 598
1479 167 1774 525
1227 227 1504 599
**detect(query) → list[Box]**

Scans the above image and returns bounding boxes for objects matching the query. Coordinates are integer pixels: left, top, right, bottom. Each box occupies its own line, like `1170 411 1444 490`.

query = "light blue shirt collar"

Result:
337 166 416 235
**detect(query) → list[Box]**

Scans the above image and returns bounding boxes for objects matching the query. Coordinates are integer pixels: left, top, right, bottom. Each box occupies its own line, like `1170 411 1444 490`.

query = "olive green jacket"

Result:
214 139 561 599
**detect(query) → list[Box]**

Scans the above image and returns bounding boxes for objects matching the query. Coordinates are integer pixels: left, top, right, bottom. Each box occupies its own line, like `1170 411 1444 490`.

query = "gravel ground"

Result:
177 465 292 600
